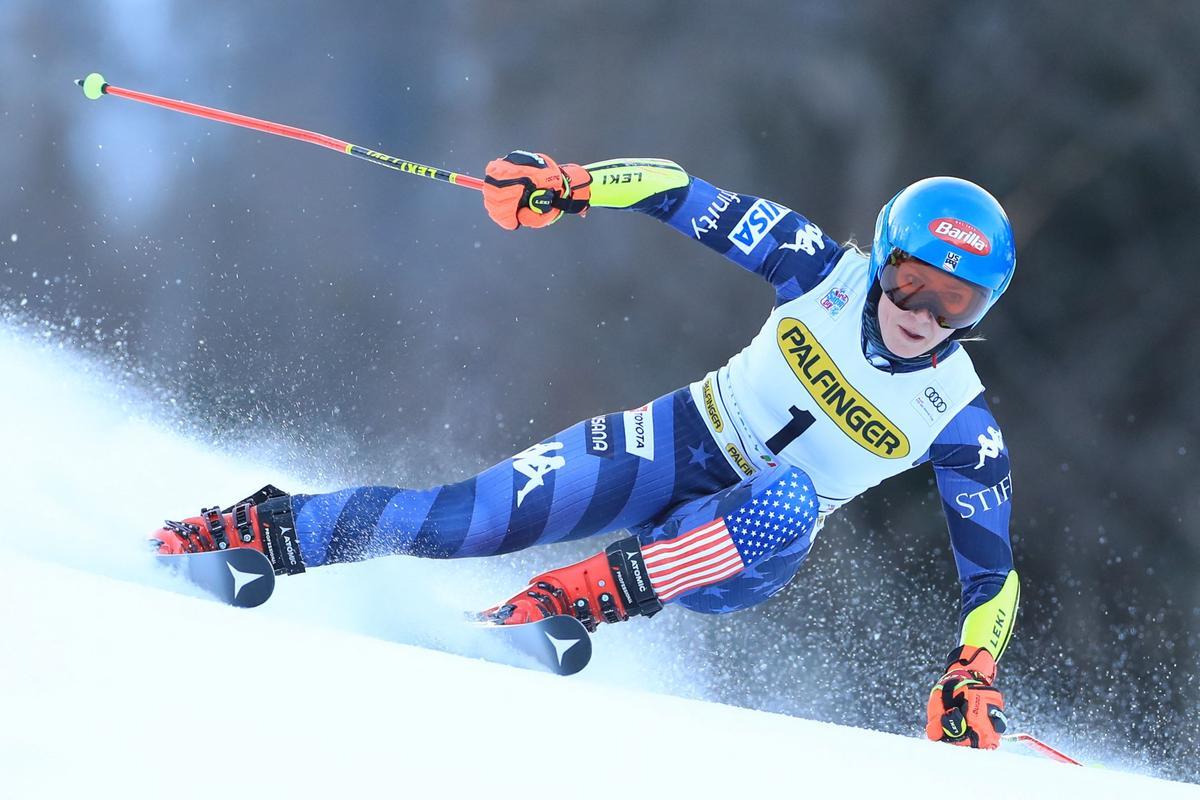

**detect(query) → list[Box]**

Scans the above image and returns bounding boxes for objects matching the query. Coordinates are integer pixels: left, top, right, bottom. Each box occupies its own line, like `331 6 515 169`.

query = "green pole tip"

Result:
80 73 107 100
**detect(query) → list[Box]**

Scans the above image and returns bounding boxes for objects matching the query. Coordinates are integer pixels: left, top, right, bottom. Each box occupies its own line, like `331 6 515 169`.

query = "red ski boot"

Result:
151 485 306 576
483 535 663 631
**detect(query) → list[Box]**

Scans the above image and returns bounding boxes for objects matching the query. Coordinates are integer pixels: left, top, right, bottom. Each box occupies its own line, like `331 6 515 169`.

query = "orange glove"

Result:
925 645 1008 749
482 151 591 230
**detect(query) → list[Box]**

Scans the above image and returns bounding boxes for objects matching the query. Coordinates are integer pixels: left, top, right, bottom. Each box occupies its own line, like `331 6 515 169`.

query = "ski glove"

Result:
925 645 1008 749
483 151 591 230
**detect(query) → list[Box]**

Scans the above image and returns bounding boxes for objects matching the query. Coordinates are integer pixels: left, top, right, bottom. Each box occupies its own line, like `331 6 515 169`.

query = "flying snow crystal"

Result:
10 234 16 243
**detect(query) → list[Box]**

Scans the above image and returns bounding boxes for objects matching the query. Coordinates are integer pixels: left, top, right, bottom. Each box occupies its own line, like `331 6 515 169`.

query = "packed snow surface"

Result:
1 326 1197 799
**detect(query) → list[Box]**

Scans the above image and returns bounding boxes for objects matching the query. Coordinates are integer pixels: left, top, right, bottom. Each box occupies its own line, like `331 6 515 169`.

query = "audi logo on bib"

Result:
924 386 948 413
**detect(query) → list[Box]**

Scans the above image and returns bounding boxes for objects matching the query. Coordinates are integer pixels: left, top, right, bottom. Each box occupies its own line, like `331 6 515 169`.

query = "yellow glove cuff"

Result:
959 570 1020 662
583 158 690 208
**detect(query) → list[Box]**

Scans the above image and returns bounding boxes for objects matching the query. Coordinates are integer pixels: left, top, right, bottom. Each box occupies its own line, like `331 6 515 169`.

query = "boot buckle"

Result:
201 506 229 550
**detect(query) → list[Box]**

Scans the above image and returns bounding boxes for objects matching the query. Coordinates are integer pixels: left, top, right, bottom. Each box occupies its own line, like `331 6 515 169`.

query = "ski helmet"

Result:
869 177 1016 327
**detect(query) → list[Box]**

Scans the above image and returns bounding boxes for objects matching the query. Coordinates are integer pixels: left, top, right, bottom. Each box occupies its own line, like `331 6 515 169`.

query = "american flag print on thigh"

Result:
637 467 820 612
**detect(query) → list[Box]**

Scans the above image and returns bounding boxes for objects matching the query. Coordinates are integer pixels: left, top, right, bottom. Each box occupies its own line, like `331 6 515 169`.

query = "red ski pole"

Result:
1003 733 1084 766
74 72 484 191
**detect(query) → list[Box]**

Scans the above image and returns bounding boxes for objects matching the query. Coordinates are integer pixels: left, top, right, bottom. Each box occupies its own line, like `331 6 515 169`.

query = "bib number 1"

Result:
765 406 816 454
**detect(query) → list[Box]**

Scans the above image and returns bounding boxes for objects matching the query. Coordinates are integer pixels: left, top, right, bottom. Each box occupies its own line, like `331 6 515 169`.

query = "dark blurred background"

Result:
3 0 1197 780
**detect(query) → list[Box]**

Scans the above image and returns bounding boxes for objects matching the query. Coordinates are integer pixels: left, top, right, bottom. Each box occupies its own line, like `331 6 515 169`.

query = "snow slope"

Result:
1 324 1197 799
5 555 1199 800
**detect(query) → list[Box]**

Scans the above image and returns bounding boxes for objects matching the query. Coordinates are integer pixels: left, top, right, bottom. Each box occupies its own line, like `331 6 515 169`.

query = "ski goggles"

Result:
880 251 992 329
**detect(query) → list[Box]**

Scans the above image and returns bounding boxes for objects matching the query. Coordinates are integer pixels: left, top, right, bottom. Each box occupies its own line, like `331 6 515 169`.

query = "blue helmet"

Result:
869 177 1016 326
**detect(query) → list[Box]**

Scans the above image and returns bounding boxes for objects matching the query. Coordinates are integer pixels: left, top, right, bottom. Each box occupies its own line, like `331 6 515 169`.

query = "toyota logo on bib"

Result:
930 218 992 255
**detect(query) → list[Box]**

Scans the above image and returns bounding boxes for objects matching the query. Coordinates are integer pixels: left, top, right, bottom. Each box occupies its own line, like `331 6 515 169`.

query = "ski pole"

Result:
1002 733 1083 766
73 72 484 191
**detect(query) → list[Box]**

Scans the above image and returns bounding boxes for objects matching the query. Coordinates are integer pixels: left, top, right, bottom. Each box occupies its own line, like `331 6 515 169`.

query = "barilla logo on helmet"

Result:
930 218 991 255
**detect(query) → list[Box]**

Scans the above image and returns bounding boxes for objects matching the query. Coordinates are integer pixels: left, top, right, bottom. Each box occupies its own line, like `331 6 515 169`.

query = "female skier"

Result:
153 152 1017 749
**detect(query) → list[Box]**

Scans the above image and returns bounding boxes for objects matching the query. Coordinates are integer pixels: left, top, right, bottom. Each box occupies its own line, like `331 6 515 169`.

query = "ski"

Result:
157 549 276 608
155 551 588 673
476 615 592 676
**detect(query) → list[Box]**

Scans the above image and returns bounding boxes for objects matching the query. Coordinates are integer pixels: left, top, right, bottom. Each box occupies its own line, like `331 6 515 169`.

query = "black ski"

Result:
157 548 276 608
155 551 588 673
477 615 592 676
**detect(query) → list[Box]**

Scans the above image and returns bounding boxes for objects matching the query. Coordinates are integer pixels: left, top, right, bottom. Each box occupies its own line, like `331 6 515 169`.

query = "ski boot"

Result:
482 535 663 631
151 484 306 576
